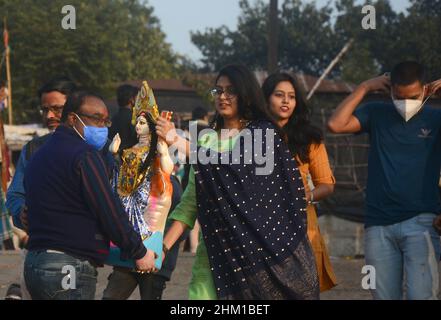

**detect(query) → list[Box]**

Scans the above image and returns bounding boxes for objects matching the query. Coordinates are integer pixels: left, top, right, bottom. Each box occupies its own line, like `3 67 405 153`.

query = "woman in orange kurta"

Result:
262 73 337 292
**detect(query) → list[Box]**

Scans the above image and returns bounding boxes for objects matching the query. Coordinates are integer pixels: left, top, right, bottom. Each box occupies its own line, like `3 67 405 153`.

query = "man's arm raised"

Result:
327 75 390 134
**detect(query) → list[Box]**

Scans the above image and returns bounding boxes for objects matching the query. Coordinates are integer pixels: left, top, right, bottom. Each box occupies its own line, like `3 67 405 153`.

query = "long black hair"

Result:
137 111 159 174
262 72 323 164
210 64 277 130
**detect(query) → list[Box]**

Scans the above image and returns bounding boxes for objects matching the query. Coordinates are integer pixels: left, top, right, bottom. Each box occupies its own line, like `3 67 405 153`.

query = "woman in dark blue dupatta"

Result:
162 64 319 300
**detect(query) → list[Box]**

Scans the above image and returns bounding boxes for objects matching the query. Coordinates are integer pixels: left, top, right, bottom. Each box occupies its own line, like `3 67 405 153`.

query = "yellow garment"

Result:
131 81 160 125
117 145 150 196
296 143 337 292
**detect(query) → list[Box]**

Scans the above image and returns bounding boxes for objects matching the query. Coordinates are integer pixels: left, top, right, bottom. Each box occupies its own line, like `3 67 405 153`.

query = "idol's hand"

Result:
109 133 121 154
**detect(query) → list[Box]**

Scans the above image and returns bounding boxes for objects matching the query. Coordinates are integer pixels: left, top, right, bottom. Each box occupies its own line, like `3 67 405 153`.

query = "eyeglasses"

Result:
76 113 112 128
39 105 64 115
210 86 237 99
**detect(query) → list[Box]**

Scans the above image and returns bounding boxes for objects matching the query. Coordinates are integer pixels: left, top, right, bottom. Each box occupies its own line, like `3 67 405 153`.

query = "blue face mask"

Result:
74 114 108 151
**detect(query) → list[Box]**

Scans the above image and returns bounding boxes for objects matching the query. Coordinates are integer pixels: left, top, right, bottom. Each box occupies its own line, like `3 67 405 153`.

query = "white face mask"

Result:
392 87 430 122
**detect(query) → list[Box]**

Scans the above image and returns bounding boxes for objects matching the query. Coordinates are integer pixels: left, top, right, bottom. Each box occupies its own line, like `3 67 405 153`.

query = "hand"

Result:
20 207 29 232
427 79 441 98
109 133 121 154
361 75 391 94
433 215 441 236
135 249 157 273
157 139 169 156
19 234 29 249
156 117 178 146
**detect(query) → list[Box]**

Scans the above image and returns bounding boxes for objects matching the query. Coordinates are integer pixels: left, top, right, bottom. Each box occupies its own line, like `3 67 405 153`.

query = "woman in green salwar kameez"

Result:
156 64 319 300
169 131 240 299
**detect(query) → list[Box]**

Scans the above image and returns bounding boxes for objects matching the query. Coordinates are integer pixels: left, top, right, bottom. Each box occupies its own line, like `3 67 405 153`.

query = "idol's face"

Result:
136 115 149 136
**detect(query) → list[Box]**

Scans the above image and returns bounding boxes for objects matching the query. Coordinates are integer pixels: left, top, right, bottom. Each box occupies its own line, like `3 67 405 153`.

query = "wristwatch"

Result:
162 243 170 257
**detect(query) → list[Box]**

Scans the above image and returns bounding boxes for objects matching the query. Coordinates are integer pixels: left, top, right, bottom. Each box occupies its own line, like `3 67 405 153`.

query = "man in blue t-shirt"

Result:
328 61 441 300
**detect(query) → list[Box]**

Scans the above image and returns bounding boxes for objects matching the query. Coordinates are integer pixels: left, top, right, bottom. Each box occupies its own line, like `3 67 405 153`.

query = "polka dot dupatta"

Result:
193 120 319 300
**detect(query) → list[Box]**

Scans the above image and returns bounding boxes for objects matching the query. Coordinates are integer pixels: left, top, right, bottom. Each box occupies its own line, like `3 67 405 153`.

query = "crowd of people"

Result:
0 60 440 300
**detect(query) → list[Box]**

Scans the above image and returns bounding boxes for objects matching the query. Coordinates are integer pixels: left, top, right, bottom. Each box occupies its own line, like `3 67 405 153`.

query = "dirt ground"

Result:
0 250 389 300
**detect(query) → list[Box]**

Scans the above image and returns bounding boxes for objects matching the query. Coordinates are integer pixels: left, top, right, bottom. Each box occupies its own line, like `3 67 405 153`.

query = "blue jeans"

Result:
365 213 441 300
24 250 98 300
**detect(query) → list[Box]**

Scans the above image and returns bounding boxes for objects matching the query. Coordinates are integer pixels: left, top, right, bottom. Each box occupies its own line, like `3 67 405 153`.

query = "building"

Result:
105 79 212 121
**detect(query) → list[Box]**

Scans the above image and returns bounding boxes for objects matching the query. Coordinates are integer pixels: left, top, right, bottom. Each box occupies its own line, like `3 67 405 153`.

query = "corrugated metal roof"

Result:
119 72 357 95
121 79 195 92
254 71 357 94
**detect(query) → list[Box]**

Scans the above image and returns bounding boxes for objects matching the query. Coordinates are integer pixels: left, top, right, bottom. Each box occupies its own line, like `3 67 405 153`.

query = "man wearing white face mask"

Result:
328 61 441 300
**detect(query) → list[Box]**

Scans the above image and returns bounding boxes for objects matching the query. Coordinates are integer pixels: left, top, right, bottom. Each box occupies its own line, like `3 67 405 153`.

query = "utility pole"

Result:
267 0 278 74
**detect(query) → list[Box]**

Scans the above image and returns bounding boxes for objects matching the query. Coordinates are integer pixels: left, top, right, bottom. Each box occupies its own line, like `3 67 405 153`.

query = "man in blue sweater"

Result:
5 77 77 300
23 91 156 300
7 77 77 232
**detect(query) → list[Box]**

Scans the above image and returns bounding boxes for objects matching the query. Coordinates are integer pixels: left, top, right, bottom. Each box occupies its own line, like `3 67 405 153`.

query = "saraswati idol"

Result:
105 81 174 270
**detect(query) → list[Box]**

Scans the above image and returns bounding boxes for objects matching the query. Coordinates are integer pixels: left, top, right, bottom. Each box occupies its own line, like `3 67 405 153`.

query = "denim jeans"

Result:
24 250 98 300
102 267 167 300
365 213 441 300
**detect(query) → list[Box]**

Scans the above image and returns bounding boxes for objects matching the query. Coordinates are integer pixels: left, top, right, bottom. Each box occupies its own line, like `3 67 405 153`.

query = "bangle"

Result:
162 243 170 256
307 192 314 206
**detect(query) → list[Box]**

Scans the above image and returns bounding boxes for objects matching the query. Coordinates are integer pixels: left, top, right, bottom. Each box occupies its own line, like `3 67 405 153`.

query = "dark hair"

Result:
136 111 158 174
117 84 139 108
192 106 208 121
0 80 5 88
262 72 323 163
391 61 426 86
61 91 104 122
210 64 276 130
38 76 77 99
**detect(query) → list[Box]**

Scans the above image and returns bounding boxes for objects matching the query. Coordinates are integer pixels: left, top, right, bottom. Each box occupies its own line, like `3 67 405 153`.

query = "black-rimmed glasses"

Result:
76 113 112 128
210 86 237 99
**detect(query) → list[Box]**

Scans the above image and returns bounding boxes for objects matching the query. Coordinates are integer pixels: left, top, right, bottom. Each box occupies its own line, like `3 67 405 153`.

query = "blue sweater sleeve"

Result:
79 150 147 260
6 145 28 229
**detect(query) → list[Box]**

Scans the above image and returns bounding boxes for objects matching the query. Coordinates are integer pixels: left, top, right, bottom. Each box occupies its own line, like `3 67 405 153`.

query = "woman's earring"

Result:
239 118 250 129
211 113 219 130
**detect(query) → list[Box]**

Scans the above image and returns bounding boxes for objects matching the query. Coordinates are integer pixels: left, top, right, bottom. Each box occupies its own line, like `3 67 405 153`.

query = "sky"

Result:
147 0 411 63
